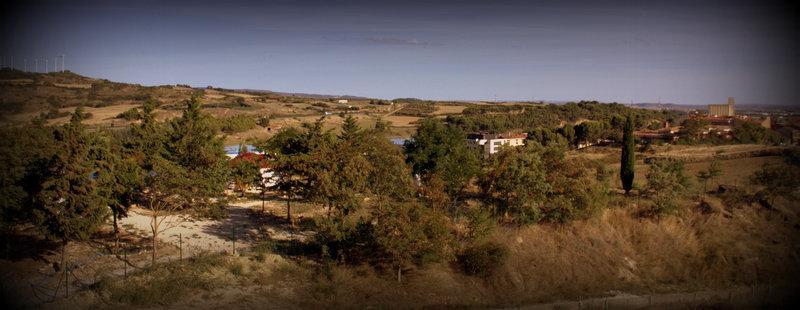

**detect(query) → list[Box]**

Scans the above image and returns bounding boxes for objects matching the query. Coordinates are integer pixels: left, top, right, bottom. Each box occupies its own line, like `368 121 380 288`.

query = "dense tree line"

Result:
447 101 675 138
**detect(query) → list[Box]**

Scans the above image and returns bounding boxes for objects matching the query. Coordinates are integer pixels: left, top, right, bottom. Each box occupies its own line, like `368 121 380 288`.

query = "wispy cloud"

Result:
363 36 430 46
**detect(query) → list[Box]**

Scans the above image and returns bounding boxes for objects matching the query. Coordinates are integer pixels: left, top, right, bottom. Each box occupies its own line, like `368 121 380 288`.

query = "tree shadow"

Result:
0 229 60 262
199 206 260 244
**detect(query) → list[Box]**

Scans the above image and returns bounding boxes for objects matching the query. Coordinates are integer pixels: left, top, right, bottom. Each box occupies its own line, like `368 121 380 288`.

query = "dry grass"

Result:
220 198 797 309
384 115 421 127
432 104 467 115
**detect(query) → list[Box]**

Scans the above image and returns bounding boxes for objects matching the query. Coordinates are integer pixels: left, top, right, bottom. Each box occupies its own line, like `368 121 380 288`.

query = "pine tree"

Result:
620 115 635 195
32 108 109 242
339 115 361 141
166 96 228 210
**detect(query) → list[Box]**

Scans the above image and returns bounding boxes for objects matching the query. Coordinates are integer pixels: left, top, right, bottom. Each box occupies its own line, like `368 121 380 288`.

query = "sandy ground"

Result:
119 206 259 256
118 199 314 256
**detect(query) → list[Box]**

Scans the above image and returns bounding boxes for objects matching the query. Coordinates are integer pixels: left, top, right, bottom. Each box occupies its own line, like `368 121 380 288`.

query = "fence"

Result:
518 285 792 309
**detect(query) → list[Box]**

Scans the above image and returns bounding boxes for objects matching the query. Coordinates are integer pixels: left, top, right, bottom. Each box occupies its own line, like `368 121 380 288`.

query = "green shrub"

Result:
194 201 228 220
116 107 141 120
219 115 257 134
457 241 508 277
464 207 496 241
98 254 226 306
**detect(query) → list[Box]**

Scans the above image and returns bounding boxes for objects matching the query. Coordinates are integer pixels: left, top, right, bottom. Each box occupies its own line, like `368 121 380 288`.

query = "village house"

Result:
467 132 528 156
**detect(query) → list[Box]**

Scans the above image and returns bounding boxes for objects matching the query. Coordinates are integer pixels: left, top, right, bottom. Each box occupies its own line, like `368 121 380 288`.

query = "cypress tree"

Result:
620 115 635 194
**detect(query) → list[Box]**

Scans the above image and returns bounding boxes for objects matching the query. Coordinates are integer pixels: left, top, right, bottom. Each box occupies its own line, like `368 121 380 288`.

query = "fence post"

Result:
65 267 69 298
649 294 652 306
179 233 183 262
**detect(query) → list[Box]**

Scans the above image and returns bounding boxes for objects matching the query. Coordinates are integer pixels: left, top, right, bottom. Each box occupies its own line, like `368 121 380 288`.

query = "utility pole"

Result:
9 56 13 70
45 59 48 73
62 54 65 72
24 59 27 72
35 59 38 72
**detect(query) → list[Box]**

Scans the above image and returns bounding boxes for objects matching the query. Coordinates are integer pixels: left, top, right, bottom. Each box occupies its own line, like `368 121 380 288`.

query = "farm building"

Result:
467 132 527 156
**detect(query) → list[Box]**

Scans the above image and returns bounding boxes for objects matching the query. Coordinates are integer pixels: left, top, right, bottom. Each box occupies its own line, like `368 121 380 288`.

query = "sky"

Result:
1 0 798 105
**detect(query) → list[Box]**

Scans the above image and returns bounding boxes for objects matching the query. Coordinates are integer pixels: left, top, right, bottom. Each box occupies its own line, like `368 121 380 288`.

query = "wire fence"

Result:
519 285 790 309
16 225 794 308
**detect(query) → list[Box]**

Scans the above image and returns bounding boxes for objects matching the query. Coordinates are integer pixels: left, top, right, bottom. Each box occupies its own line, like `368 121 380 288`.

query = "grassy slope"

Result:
31 153 791 309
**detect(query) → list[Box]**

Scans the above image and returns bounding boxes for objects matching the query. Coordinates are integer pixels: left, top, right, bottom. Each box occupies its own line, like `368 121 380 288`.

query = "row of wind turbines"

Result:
0 55 66 73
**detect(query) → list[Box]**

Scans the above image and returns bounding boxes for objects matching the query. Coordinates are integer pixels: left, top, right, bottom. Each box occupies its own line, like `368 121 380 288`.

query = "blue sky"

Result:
1 0 797 105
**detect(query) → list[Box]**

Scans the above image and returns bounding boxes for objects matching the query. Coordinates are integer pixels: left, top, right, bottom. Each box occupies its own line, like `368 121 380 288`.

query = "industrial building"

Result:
707 97 735 117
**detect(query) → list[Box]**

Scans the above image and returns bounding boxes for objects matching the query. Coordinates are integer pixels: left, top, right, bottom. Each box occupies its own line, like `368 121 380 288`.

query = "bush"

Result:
457 242 508 276
194 201 228 220
45 107 70 119
219 115 257 134
97 254 226 306
116 107 141 120
257 115 271 127
641 160 689 216
464 207 496 241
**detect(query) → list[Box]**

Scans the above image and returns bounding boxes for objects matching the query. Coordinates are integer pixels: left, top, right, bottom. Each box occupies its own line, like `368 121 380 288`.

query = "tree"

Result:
269 155 307 222
557 124 576 146
645 159 689 215
260 120 333 222
229 156 261 197
696 157 722 193
339 114 361 141
121 98 228 265
680 118 709 140
103 155 142 236
750 163 799 207
139 156 192 265
370 200 451 282
620 115 635 195
0 120 57 231
479 145 551 223
31 109 110 287
165 96 228 213
404 119 480 210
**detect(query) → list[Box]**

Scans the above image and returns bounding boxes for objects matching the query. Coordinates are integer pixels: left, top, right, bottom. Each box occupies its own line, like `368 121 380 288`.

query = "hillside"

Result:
0 69 411 143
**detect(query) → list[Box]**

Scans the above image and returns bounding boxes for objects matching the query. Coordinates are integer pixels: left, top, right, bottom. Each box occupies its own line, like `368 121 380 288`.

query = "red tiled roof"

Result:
231 152 271 169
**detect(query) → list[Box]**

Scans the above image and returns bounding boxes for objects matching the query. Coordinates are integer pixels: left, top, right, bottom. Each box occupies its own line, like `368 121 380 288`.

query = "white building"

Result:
467 132 528 156
337 99 349 104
